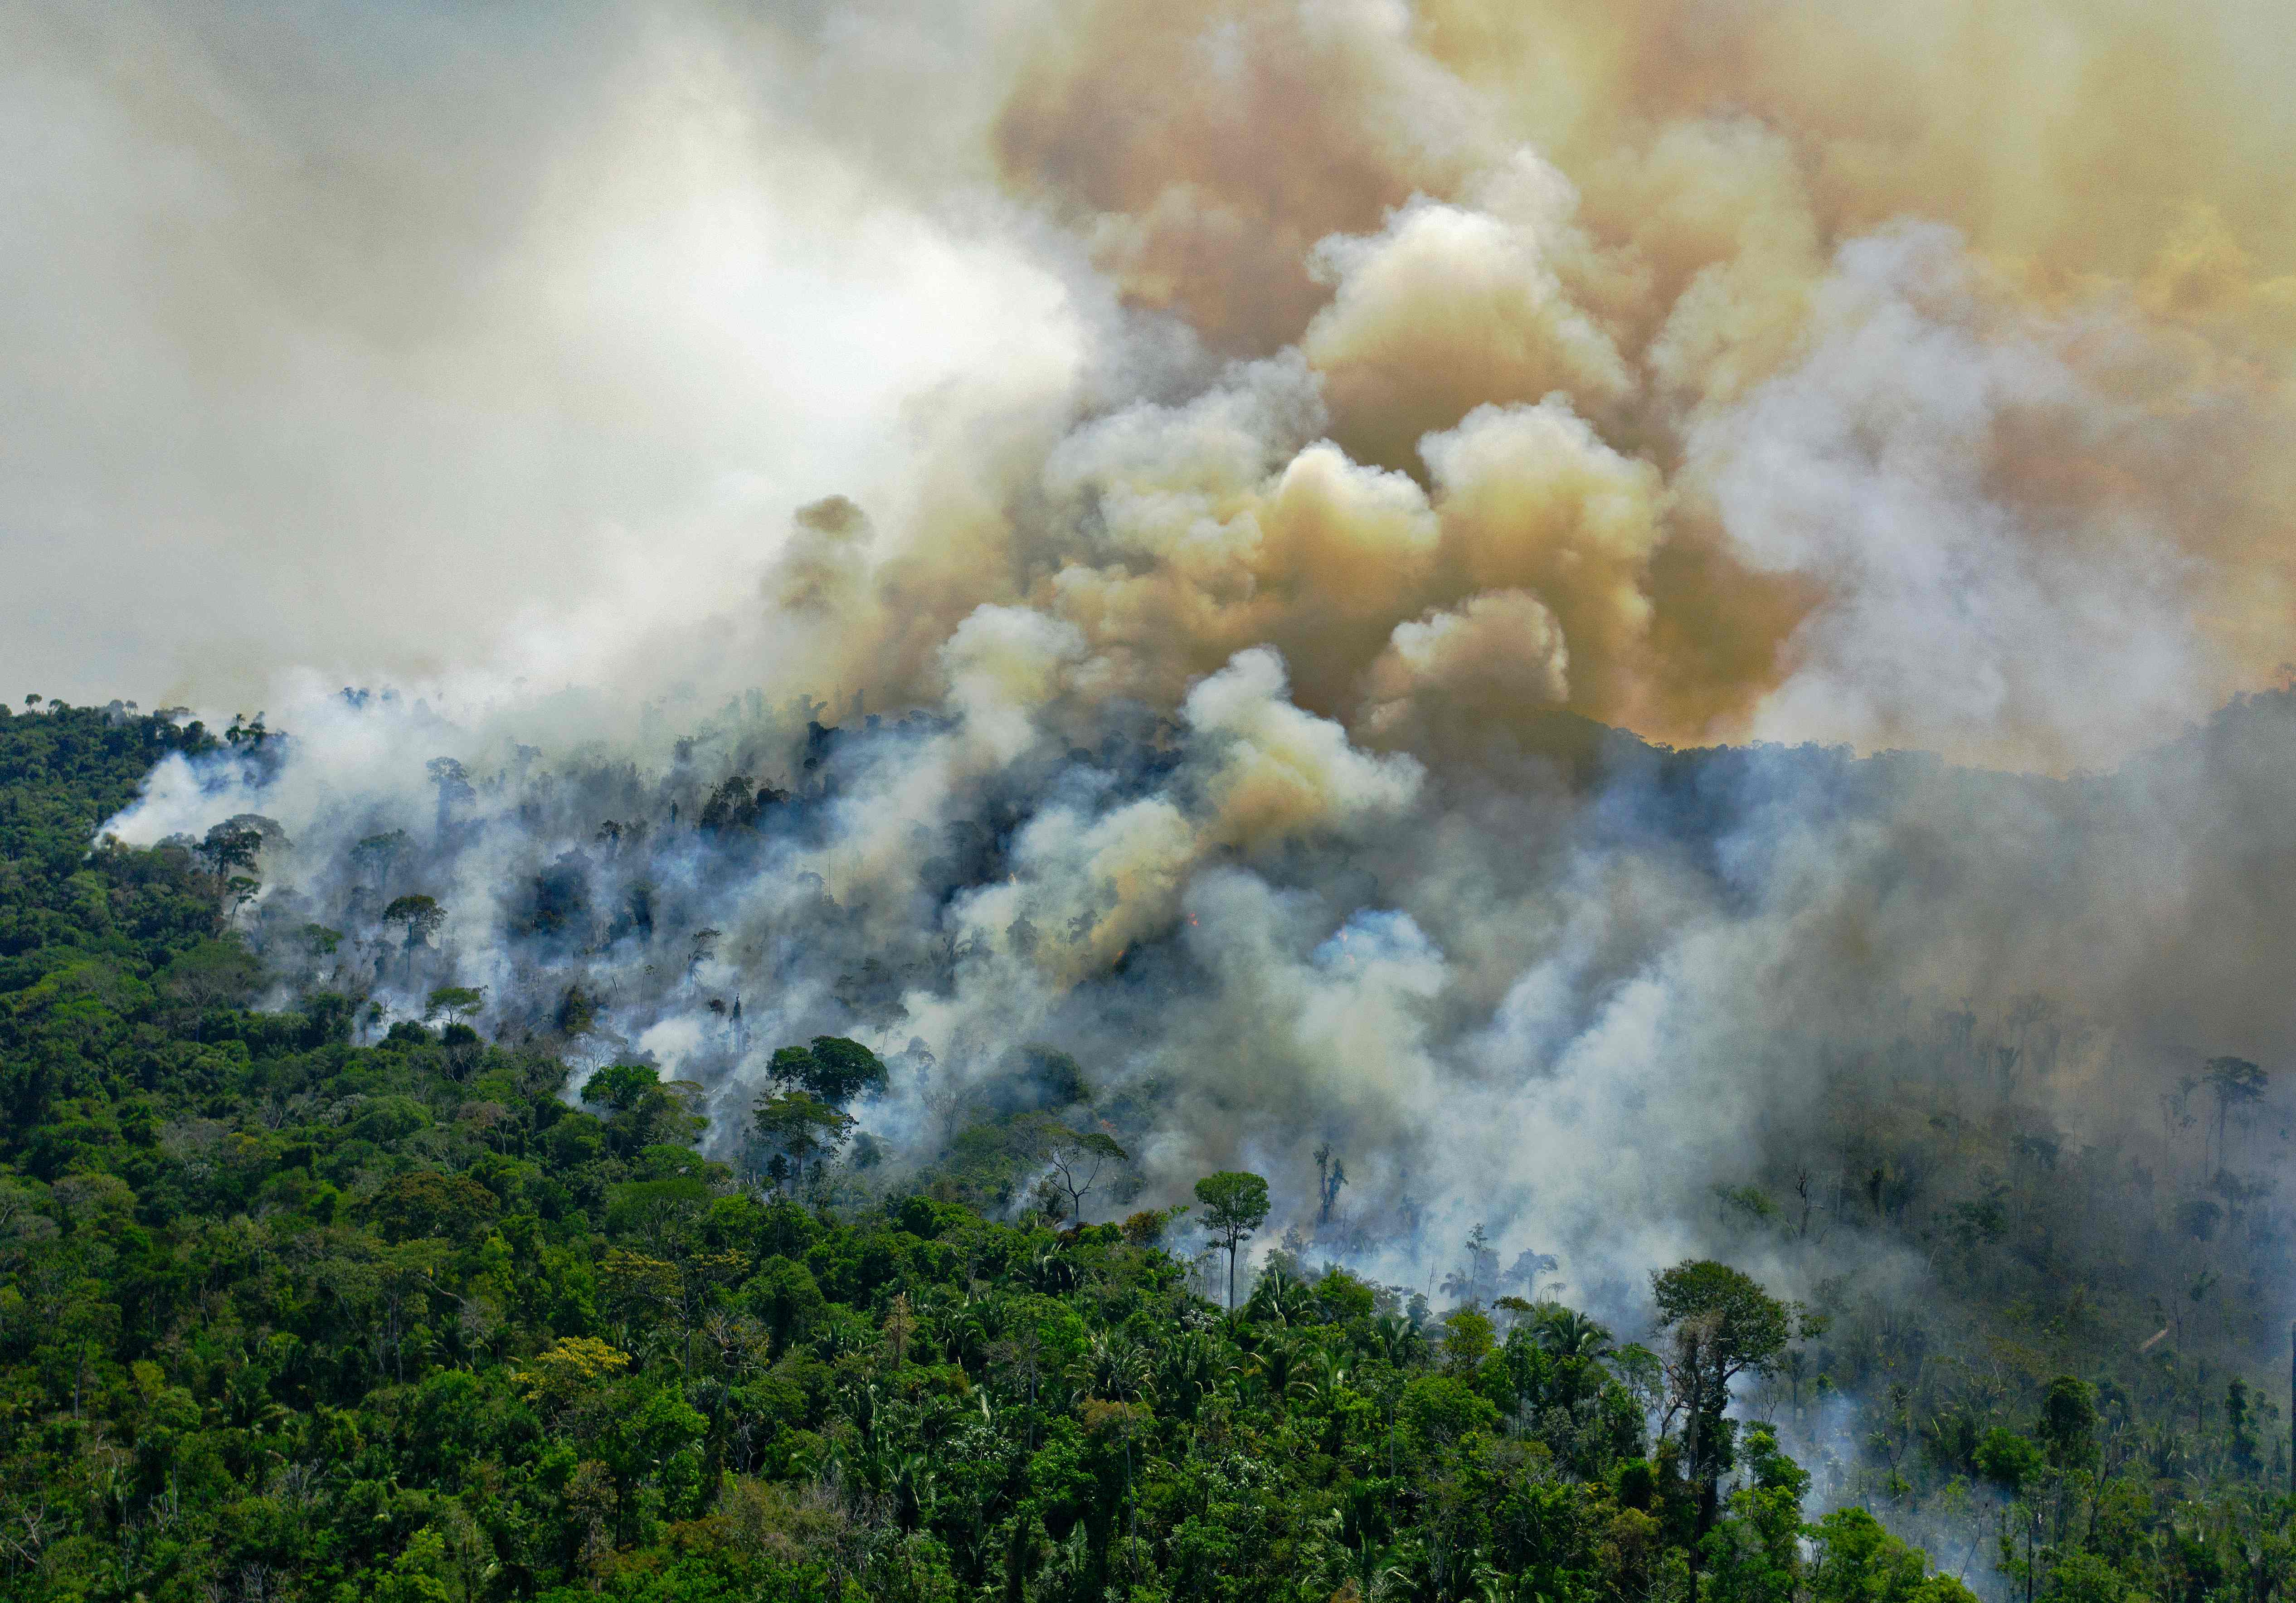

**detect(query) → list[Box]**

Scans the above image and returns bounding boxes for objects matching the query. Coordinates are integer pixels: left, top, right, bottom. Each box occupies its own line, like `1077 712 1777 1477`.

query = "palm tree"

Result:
933 1292 999 1371
1293 1346 1353 1408
1534 1307 1615 1362
1250 1266 1314 1327
1155 1329 1228 1421
1370 1312 1424 1370
1076 1331 1155 1404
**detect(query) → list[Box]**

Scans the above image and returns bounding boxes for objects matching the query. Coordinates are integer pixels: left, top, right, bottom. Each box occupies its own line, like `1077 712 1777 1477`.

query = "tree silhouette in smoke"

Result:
381 894 444 984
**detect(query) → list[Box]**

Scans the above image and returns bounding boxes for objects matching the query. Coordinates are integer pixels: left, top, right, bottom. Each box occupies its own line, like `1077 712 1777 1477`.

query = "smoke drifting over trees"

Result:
96 671 2296 1369
22 0 2296 1420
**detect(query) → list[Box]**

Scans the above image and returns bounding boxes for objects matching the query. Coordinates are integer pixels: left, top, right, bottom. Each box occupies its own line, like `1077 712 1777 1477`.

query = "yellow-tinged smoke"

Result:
785 0 2296 776
75 0 2296 1278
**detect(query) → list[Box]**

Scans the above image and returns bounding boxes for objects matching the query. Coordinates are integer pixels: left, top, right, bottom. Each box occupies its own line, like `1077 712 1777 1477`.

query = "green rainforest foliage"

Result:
3 701 2294 1603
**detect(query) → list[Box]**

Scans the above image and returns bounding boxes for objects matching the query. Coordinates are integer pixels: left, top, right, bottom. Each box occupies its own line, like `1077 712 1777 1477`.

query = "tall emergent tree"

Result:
382 894 445 982
1194 1170 1270 1312
1652 1258 1815 1550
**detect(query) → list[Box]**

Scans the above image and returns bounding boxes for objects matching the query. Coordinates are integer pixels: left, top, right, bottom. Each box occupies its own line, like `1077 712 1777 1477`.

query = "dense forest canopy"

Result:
5 696 2295 1603
9 0 2296 1598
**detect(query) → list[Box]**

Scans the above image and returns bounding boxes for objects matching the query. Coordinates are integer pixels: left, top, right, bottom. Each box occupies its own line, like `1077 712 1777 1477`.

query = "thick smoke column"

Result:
63 0 2296 1328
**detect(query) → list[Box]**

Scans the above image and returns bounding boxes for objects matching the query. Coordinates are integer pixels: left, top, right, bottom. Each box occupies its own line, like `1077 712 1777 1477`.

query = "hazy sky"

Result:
9 0 2292 771
1 2 1075 709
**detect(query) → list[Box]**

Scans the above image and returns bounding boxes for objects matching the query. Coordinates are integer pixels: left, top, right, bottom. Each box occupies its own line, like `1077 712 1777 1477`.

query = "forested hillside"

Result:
3 700 2292 1603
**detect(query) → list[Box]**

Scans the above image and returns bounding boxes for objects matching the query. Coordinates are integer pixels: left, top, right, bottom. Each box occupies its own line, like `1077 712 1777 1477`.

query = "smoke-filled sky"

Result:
11 0 2295 767
37 0 2296 1315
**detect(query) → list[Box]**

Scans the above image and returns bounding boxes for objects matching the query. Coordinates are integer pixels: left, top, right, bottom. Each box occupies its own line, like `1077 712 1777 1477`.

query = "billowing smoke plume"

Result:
48 0 2296 1326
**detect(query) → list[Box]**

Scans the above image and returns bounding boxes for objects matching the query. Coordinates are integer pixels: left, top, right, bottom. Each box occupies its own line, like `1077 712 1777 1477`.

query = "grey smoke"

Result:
23 0 2296 1356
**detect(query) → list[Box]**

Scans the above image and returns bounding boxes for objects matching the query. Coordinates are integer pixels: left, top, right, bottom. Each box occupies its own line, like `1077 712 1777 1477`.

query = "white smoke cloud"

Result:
0 1 1080 706
1696 225 2209 769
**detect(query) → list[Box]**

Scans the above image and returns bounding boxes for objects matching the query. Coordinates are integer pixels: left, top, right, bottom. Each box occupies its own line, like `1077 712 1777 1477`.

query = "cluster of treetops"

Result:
5 697 2296 1603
